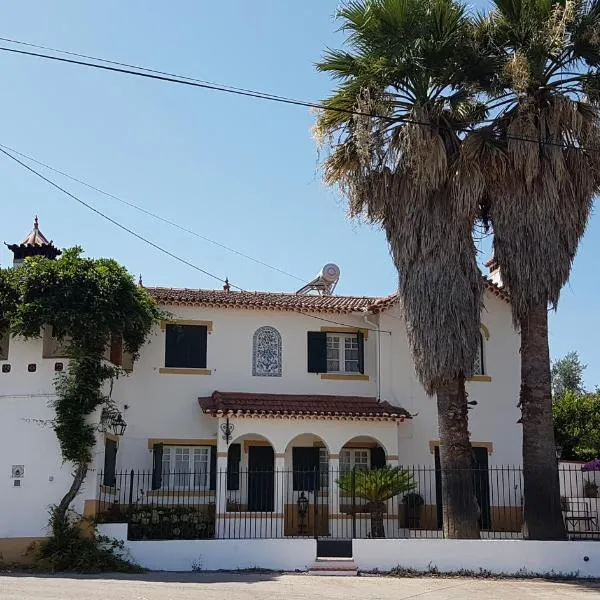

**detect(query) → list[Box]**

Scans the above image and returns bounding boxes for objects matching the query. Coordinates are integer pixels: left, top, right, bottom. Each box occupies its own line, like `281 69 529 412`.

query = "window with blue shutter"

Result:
165 324 207 368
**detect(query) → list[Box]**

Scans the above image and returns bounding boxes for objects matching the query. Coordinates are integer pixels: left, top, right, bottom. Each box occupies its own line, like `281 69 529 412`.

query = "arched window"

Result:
252 326 282 377
473 332 485 376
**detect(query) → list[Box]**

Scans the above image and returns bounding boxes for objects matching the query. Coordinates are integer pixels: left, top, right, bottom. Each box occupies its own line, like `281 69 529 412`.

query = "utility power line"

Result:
0 146 390 334
0 40 595 153
0 143 306 284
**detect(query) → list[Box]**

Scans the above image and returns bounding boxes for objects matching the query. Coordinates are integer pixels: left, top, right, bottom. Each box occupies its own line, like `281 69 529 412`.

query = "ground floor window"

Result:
340 448 370 475
161 446 210 489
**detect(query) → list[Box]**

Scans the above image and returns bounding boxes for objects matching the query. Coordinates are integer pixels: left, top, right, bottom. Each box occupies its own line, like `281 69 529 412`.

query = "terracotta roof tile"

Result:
198 391 411 421
147 287 376 313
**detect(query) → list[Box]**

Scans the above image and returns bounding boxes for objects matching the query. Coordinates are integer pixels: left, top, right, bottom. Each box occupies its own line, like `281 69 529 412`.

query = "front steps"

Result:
309 557 358 576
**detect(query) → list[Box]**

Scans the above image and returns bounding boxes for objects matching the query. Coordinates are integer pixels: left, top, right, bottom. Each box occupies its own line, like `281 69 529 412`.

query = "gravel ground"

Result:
1 572 600 600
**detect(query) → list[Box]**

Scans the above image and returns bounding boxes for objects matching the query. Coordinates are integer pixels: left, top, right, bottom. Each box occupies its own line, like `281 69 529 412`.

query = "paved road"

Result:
1 573 599 599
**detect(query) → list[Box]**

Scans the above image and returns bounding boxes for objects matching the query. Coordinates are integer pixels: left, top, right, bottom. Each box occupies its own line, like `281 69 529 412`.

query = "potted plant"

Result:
403 492 425 529
584 480 599 499
336 466 416 538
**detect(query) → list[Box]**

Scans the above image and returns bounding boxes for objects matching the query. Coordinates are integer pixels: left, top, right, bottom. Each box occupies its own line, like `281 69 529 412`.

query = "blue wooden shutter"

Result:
227 443 241 490
370 446 386 469
357 331 365 374
151 443 163 490
103 438 118 487
307 332 327 373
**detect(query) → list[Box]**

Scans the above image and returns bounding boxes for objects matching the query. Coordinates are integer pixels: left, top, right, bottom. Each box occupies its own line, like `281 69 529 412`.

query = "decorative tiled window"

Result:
473 333 485 376
252 326 282 377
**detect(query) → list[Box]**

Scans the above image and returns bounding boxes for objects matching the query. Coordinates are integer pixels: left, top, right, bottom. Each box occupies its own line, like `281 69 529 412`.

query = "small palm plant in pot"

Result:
336 466 416 538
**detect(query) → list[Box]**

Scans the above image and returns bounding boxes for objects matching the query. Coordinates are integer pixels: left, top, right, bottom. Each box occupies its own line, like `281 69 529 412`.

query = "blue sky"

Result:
0 1 598 388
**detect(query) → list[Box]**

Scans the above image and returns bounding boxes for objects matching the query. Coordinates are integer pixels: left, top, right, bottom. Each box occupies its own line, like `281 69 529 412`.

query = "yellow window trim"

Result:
104 433 119 445
160 319 213 333
469 375 492 382
429 440 494 455
321 373 369 381
147 438 216 449
159 367 212 375
243 440 271 452
480 324 490 341
320 326 368 339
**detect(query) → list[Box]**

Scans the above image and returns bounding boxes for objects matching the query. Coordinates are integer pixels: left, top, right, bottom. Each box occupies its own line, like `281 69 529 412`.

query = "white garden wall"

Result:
97 524 316 571
353 539 600 578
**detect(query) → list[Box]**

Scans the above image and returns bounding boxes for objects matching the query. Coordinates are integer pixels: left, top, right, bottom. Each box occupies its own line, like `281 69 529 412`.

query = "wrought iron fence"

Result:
95 465 600 541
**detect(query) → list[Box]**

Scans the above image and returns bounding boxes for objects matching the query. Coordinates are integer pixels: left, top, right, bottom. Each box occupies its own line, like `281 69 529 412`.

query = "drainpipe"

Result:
363 312 381 402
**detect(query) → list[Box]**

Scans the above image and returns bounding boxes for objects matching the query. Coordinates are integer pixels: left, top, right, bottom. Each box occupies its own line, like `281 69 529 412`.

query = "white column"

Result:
328 456 341 515
273 454 286 537
215 419 229 538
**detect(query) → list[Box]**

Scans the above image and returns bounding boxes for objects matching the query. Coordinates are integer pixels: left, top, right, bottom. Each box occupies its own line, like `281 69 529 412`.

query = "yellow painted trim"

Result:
343 442 377 449
159 367 212 375
480 324 490 341
104 433 119 445
387 455 399 461
243 440 272 452
217 452 228 458
320 373 369 381
469 375 492 382
100 485 117 495
161 319 213 333
147 490 213 498
147 438 216 449
429 440 494 455
328 453 340 460
275 453 286 459
320 326 368 340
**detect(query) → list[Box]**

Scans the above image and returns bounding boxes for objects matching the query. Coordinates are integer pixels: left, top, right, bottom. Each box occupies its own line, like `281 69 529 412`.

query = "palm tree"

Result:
465 0 600 539
316 0 489 538
336 466 416 538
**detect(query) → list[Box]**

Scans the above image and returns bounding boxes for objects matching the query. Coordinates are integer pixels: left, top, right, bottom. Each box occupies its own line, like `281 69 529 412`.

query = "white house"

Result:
0 220 523 562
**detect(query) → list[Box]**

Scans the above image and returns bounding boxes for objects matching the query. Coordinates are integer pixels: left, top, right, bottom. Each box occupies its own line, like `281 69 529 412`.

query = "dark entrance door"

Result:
434 446 492 530
248 446 274 512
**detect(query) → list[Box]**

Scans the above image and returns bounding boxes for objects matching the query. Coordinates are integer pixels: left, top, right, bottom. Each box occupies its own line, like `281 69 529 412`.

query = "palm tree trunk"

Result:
437 375 480 539
520 303 566 540
370 503 386 538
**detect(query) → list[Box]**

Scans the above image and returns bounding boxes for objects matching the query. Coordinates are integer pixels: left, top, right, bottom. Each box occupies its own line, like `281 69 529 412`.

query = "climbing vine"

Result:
0 247 161 564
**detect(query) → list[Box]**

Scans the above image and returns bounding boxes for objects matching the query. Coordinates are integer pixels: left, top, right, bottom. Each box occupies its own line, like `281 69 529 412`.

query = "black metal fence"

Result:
95 466 600 541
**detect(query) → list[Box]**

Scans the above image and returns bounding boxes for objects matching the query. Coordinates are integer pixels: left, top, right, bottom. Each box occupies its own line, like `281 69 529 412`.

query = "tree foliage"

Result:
0 248 161 536
553 388 600 461
552 351 586 397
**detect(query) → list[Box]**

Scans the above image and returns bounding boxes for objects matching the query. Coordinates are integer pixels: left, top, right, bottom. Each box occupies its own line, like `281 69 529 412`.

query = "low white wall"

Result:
353 539 600 578
97 524 316 571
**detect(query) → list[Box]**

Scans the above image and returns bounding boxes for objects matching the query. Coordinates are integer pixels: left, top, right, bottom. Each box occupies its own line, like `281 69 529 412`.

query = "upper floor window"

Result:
165 324 207 369
307 330 364 374
252 326 282 377
43 325 70 358
473 332 485 376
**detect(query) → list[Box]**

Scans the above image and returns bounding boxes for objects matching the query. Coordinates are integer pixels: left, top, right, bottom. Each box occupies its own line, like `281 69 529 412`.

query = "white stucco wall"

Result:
353 539 600 578
98 523 316 571
0 288 521 539
379 290 522 468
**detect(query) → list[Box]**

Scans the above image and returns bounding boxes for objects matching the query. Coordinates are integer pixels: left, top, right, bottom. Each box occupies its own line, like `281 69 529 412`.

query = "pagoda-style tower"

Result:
6 217 61 266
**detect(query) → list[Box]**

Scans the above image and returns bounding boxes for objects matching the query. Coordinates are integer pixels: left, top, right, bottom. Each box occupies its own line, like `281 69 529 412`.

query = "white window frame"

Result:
340 448 370 476
326 333 360 374
319 447 329 488
160 446 211 490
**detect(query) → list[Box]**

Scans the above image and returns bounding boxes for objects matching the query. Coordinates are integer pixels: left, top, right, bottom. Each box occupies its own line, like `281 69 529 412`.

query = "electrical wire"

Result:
0 146 391 333
0 142 307 284
0 43 593 153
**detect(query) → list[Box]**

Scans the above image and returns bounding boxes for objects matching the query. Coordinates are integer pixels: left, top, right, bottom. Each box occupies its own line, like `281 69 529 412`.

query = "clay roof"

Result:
6 217 61 260
147 287 376 313
9 216 52 248
147 276 508 313
198 391 411 422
